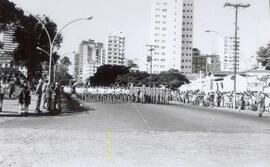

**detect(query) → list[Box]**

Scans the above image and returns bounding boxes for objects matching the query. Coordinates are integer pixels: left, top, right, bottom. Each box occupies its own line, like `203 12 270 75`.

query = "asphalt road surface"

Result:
0 99 270 167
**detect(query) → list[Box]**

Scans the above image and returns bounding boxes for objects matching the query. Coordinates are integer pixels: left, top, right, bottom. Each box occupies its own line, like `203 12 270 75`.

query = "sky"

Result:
7 0 270 63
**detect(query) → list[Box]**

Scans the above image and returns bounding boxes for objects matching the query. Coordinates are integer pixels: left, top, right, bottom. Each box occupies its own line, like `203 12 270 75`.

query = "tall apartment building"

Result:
222 36 240 71
73 53 80 79
107 31 126 66
0 26 18 54
77 39 106 82
150 0 194 74
0 26 21 75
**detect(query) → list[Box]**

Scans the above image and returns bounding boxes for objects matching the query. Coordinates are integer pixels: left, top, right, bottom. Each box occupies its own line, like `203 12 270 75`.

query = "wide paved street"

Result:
0 97 270 167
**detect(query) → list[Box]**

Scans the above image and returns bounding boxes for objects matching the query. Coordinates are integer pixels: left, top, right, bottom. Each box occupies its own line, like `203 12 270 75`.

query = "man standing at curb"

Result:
257 92 265 117
42 80 48 109
35 79 43 113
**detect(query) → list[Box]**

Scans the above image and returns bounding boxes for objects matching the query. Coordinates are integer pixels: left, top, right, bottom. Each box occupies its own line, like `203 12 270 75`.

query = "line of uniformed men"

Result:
76 87 172 104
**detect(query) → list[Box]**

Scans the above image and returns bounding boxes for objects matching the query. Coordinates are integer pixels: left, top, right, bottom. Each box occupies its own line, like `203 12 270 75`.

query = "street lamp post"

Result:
32 15 93 84
205 29 225 71
224 2 250 109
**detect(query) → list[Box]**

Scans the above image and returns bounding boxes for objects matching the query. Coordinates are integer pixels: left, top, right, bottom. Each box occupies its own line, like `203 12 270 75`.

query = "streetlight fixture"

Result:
205 30 223 38
31 15 93 84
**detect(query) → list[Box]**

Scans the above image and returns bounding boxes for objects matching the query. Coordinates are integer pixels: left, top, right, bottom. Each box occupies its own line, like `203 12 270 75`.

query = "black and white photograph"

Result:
0 0 270 166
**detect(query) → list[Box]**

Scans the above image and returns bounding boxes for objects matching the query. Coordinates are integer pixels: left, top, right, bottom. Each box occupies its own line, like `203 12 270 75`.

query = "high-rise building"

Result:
73 53 80 79
77 39 106 82
150 0 194 74
222 36 240 71
107 31 126 66
192 48 206 73
0 26 18 54
0 25 21 75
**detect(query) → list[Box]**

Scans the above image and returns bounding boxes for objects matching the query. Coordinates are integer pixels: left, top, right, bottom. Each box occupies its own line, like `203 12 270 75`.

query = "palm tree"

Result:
60 56 71 67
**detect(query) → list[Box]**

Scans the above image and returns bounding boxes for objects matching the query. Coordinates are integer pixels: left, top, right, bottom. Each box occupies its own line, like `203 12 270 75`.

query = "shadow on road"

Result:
0 94 95 118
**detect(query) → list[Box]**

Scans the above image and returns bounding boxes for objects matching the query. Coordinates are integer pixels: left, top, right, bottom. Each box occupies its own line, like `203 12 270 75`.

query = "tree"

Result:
89 65 129 86
257 42 270 70
156 69 190 90
115 71 150 86
0 0 62 81
115 69 190 90
60 56 72 67
13 15 62 81
55 56 72 84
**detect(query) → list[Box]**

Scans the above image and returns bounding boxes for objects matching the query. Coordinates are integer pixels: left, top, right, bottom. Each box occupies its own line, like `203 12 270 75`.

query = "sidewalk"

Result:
0 95 49 116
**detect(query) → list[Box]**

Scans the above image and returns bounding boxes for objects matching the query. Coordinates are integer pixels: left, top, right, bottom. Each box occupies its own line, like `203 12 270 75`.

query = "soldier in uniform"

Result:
35 79 43 113
53 82 62 112
42 80 48 109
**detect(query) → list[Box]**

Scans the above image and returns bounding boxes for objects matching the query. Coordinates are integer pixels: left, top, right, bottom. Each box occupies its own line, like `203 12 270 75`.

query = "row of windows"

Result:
154 40 166 43
153 58 166 62
154 27 167 30
182 53 192 56
182 28 193 31
153 65 165 68
182 41 192 44
182 34 193 38
156 2 167 6
182 47 193 50
182 59 192 63
181 66 192 69
154 33 167 37
183 22 193 25
183 10 193 13
183 16 193 19
107 61 124 64
108 52 125 55
183 3 193 7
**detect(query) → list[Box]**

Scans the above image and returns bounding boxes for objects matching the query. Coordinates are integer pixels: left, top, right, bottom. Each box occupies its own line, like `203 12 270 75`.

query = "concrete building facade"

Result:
0 26 18 54
0 25 25 76
222 36 240 71
192 48 206 73
107 31 126 66
206 54 221 74
150 0 194 74
77 39 106 82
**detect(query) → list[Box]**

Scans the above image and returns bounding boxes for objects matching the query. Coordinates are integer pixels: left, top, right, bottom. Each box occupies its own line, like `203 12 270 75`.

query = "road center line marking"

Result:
108 127 110 157
135 106 153 132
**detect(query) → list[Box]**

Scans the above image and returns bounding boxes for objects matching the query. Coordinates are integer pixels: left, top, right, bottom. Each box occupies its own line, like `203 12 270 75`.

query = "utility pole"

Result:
224 2 250 109
145 44 158 74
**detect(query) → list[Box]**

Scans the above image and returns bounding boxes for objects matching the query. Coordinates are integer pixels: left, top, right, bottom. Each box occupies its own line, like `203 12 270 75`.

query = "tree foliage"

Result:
116 69 189 90
257 43 270 70
0 0 62 80
89 65 129 86
55 56 72 85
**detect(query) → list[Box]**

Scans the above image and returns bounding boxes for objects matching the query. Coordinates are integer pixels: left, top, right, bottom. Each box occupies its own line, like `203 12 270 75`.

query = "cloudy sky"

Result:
8 0 270 61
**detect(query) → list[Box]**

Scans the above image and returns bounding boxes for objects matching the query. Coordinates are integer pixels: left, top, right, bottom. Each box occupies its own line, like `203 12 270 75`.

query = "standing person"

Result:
257 92 265 117
0 81 5 112
42 80 48 109
53 82 61 112
35 79 43 113
45 83 53 111
18 83 25 114
18 83 31 114
8 80 15 99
